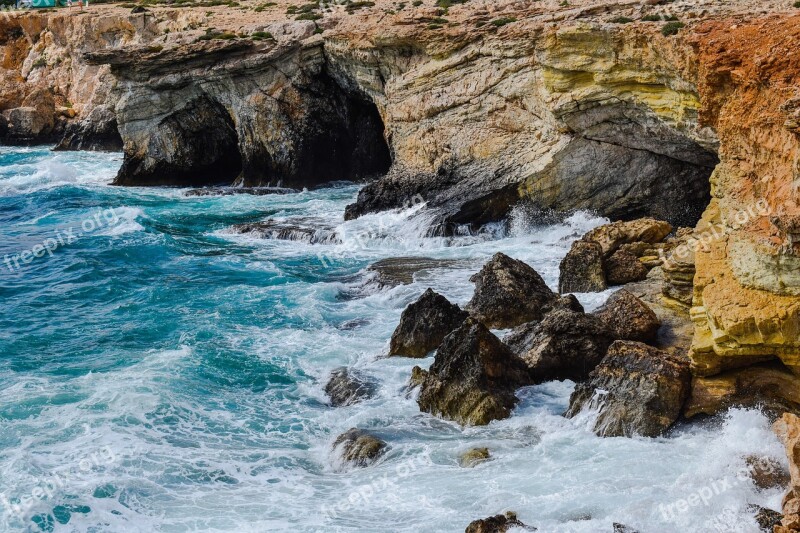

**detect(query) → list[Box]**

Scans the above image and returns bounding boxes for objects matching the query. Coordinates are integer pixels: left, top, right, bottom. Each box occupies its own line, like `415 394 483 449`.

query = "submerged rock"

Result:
229 219 340 244
605 249 648 286
558 240 606 293
612 524 640 533
505 307 614 383
332 428 387 468
323 367 377 407
466 253 556 329
458 447 491 468
592 289 660 344
185 187 298 197
366 257 462 288
744 455 791 491
465 512 534 533
389 289 469 358
748 505 782 532
566 340 691 437
413 318 531 426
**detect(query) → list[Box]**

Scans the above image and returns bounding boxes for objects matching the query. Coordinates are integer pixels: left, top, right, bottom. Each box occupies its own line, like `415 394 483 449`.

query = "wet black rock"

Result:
323 367 377 407
465 512 535 533
566 340 692 437
185 187 298 197
229 219 340 244
466 253 557 329
413 318 531 425
332 428 387 468
389 288 469 358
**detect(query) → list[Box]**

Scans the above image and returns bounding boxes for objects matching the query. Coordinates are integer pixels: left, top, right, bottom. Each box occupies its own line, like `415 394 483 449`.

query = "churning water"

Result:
0 147 787 532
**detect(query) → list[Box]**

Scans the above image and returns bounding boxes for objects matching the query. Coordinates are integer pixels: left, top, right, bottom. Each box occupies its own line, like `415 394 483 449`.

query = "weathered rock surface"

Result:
583 219 673 258
458 447 491 468
389 288 468 358
605 249 649 286
592 289 660 344
744 455 791 491
684 364 800 419
558 240 606 293
332 428 387 468
230 219 340 244
566 340 691 437
465 512 534 533
412 318 531 426
505 308 614 384
774 413 800 532
466 253 556 329
749 505 783 533
366 257 462 288
323 367 377 407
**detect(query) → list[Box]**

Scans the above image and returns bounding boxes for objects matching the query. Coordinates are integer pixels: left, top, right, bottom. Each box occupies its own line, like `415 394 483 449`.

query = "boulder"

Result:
592 289 660 344
323 367 377 407
413 318 531 426
744 455 791 491
583 218 673 257
566 340 691 437
459 447 491 468
684 364 800 419
558 240 606 293
605 249 648 285
466 253 556 329
774 413 800 533
332 428 387 468
389 289 469 357
505 308 614 383
748 505 782 532
465 512 534 533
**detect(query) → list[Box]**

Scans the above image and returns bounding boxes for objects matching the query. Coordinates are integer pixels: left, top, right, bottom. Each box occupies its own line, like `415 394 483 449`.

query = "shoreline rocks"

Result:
324 367 377 407
774 413 800 532
389 289 468 358
465 512 534 533
332 428 387 468
466 253 557 329
592 289 661 344
566 340 691 437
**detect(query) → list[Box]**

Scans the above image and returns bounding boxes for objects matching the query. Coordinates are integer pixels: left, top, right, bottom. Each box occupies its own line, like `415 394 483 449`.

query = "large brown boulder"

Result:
605 249 649 285
412 318 531 426
566 340 691 437
332 428 387 468
583 218 673 257
592 289 661 344
465 512 534 533
505 308 614 383
323 367 377 407
558 240 606 293
466 253 557 329
774 413 800 533
389 288 469 357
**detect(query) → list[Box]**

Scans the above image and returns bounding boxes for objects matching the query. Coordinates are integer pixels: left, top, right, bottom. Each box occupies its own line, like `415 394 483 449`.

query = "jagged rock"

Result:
389 289 469 358
774 413 800 532
459 447 491 468
465 512 534 533
505 308 614 383
412 318 531 426
558 240 607 293
54 105 123 152
332 428 387 468
323 367 377 407
744 455 791 491
748 505 783 532
466 253 557 329
367 257 462 288
592 289 660 344
583 219 673 258
605 249 648 285
566 340 691 437
229 219 340 244
612 524 639 533
185 187 298 197
684 364 800 418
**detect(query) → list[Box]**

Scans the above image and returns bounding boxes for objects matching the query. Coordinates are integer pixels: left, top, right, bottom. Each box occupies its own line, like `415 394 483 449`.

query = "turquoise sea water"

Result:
0 146 789 533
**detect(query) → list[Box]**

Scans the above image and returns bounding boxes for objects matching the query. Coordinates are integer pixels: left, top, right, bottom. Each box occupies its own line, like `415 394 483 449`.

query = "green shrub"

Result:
610 16 633 24
250 31 274 40
296 12 322 20
663 14 679 21
641 14 661 22
661 21 684 36
490 16 516 27
794 1 800 7
427 23 442 29
346 0 374 9
412 0 422 4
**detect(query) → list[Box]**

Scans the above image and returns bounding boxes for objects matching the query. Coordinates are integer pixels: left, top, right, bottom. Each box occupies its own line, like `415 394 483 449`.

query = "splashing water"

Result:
0 147 786 533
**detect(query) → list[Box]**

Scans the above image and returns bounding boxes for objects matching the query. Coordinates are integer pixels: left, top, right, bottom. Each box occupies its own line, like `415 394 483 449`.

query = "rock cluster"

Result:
559 218 673 293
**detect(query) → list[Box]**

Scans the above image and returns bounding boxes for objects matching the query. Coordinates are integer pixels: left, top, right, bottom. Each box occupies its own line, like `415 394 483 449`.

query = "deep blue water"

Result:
0 146 787 533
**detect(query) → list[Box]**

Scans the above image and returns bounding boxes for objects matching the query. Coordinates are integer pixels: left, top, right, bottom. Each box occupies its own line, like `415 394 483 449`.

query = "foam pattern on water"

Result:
0 148 785 533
